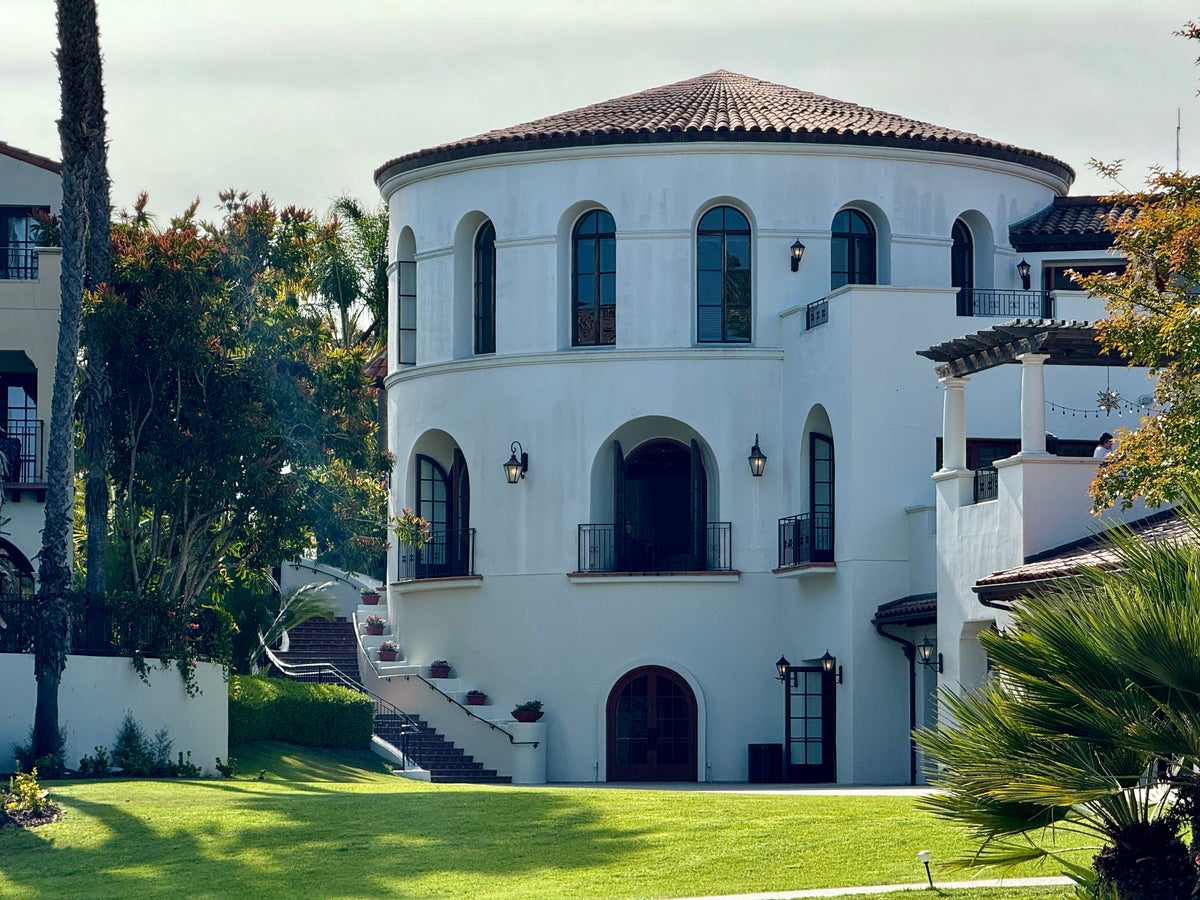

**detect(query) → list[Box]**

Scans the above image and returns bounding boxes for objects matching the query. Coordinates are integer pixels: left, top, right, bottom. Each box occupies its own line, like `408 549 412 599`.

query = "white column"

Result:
1018 352 1051 454
939 375 969 470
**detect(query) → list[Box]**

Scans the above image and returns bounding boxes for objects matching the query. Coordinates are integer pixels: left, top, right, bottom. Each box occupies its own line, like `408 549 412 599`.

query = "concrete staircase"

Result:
273 617 361 683
374 712 512 784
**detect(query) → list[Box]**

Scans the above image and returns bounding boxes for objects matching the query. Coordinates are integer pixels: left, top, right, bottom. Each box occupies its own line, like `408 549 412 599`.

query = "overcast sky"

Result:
2 1 1198 218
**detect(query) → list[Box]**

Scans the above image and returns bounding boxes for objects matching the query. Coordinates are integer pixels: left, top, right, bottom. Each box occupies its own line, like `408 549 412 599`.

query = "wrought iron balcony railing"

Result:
958 289 1053 319
396 528 476 580
806 298 829 330
1 420 44 484
973 467 999 503
0 246 40 280
777 512 834 567
577 522 732 573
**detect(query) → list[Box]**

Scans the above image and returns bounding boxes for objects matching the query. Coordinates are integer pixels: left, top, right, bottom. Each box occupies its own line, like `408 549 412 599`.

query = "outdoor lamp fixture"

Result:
775 654 790 681
789 240 806 272
819 650 844 684
916 636 943 673
503 441 528 484
748 434 767 477
1017 258 1032 291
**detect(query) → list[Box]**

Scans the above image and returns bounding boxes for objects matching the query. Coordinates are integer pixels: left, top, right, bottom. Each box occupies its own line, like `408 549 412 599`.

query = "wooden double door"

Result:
606 666 697 782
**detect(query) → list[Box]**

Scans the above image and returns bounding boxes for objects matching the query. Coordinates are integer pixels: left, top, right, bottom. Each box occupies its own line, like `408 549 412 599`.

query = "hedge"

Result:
229 675 374 748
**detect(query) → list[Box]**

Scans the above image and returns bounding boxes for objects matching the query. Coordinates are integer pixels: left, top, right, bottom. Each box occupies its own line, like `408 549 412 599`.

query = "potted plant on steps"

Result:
377 640 399 662
466 689 487 706
360 587 381 605
429 660 451 678
511 700 543 723
364 614 385 636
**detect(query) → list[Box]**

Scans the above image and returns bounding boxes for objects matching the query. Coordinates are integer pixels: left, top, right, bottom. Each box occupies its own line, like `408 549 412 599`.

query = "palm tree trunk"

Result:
33 0 105 760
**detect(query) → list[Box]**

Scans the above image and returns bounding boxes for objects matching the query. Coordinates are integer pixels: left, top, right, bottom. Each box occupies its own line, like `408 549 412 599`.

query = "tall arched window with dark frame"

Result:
697 206 752 344
474 220 496 355
572 210 616 346
830 209 876 290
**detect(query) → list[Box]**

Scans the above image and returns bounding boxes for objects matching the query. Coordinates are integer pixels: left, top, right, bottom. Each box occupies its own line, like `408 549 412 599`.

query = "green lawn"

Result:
0 742 1078 899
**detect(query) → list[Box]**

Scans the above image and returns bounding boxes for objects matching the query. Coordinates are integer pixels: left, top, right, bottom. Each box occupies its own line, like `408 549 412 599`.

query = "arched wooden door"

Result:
606 666 697 781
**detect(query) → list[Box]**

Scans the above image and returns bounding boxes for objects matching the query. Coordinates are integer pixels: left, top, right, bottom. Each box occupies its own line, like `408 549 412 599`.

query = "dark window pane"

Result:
576 274 595 306
599 237 615 273
699 207 724 230
577 239 596 275
726 236 750 271
698 234 723 270
599 273 615 306
697 271 723 307
698 306 723 342
724 208 750 232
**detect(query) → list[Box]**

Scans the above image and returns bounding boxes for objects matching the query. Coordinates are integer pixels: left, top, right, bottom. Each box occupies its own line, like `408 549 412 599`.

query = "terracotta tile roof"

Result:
376 71 1073 185
873 592 937 624
974 509 1193 599
0 140 61 175
1009 195 1137 252
363 348 387 381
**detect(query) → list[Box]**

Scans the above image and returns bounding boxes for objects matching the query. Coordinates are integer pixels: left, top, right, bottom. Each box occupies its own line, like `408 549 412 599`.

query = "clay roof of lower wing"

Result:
1009 195 1138 252
375 70 1074 186
0 140 61 175
873 592 937 625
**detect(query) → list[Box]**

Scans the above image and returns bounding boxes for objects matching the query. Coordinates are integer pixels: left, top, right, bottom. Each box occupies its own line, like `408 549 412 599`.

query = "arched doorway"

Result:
951 218 974 315
606 666 697 781
614 439 707 571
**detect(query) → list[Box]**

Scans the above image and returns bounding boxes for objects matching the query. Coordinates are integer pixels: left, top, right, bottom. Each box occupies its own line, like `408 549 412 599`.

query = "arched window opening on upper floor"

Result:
474 220 496 355
697 206 751 344
951 218 974 316
572 209 616 347
830 209 876 290
396 228 417 366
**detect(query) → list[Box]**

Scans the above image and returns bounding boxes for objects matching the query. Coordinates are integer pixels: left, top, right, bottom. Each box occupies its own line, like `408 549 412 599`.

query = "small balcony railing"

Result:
396 528 476 580
777 512 834 567
0 246 40 280
1 420 44 484
806 298 829 330
958 289 1053 319
973 467 998 503
577 522 732 573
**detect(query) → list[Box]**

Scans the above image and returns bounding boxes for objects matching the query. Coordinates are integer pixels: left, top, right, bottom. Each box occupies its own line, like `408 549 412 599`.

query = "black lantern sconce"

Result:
775 654 790 682
819 650 844 684
748 434 767 477
916 636 943 673
503 441 528 484
1017 258 1032 291
789 240 805 272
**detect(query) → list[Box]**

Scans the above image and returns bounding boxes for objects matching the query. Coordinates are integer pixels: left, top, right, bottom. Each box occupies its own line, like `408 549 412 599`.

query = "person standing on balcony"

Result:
1094 432 1116 461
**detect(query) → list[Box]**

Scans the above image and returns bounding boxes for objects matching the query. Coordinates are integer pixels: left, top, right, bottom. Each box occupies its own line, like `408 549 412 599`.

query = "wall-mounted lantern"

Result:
916 636 943 673
748 434 767 477
819 650 844 684
503 441 528 484
790 240 806 272
1017 258 1032 291
775 654 790 681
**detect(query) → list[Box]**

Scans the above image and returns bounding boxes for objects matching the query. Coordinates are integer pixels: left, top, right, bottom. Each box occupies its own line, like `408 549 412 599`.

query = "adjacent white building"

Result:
372 71 1149 784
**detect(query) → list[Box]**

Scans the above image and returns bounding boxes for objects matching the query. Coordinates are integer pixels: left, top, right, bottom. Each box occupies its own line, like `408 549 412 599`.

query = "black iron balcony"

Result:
973 467 998 503
0 246 40 280
806 298 829 330
958 289 1053 319
1 421 44 484
577 522 732 573
777 512 834 567
396 528 476 580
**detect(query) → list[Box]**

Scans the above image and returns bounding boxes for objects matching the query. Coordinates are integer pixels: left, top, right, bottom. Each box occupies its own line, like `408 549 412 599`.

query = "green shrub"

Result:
229 675 373 748
4 768 48 816
78 746 111 777
111 714 154 776
11 727 67 778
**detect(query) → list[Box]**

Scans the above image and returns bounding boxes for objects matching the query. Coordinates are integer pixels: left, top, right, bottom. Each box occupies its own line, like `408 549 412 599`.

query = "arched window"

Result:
411 452 471 579
830 209 876 290
473 221 496 355
697 206 751 343
572 210 616 346
951 219 974 316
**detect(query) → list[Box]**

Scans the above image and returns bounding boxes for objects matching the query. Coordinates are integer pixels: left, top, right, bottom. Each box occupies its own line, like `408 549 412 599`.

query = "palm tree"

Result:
320 196 388 350
916 498 1200 899
32 0 107 761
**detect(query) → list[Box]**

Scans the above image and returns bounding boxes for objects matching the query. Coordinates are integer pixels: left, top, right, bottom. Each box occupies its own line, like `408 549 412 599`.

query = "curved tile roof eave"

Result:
375 71 1074 188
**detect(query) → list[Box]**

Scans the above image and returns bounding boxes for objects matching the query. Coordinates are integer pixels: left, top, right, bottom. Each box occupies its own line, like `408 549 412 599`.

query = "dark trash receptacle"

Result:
748 743 783 783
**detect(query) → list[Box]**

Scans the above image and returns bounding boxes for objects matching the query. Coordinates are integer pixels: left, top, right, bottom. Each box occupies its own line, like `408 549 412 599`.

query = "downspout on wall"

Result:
872 621 918 785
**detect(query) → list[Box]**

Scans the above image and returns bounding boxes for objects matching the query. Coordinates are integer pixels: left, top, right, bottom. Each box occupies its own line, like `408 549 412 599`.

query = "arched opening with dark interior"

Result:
606 665 697 782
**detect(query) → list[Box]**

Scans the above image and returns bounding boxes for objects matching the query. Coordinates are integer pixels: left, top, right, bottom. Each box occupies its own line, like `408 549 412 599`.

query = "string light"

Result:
1045 398 1156 418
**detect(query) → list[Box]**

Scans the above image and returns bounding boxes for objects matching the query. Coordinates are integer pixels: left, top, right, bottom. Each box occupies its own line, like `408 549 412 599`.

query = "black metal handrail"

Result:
0 594 206 657
777 512 834 567
1 421 44 484
960 289 1053 319
0 246 40 280
973 467 999 503
576 521 732 573
396 528 475 581
806 298 829 330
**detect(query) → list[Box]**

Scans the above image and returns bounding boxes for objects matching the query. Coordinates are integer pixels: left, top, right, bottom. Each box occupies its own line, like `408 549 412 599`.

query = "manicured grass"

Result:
0 742 1079 899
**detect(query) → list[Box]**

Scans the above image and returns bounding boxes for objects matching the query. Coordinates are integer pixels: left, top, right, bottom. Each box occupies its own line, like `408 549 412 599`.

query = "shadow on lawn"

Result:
0 779 654 898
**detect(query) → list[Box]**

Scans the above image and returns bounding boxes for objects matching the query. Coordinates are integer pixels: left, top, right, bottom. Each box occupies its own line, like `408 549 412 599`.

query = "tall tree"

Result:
34 0 107 760
312 197 389 351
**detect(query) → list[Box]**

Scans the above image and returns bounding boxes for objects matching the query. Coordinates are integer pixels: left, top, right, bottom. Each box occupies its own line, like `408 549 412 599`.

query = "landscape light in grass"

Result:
917 849 933 888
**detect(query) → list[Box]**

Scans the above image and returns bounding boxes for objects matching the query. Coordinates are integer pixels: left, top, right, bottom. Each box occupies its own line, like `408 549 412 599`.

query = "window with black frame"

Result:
830 208 876 290
474 220 496 355
572 209 616 346
697 206 751 343
0 207 48 280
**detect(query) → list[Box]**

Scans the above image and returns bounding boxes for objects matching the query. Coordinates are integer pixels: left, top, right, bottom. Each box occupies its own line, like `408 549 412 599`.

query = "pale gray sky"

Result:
1 1 1197 217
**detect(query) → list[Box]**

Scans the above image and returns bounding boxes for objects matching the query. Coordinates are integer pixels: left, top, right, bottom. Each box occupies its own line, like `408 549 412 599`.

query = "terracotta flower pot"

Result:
366 624 384 636
430 665 451 679
466 693 486 706
512 710 543 723
379 649 397 661
361 591 380 605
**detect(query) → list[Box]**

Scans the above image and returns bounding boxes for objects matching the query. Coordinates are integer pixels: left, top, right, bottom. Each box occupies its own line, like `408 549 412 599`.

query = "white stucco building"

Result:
372 71 1149 784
